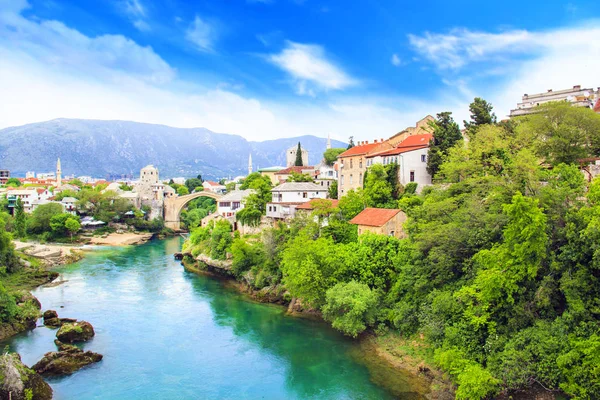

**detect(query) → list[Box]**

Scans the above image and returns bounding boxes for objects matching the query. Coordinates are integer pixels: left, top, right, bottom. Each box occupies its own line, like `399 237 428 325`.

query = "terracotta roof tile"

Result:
349 208 403 227
594 99 600 113
371 134 432 157
338 143 381 158
274 166 315 175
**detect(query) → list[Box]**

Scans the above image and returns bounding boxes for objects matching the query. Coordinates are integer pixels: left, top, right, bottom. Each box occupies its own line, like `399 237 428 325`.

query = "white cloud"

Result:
122 0 146 17
186 15 216 52
391 53 401 66
133 19 150 32
408 24 600 119
119 0 150 31
268 41 356 95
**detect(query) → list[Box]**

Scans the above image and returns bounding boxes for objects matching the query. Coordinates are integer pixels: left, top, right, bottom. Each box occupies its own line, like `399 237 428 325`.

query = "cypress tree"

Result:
294 142 303 166
14 198 26 238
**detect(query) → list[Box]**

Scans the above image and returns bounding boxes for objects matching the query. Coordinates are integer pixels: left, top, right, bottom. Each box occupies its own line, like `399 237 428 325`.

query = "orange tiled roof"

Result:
296 199 339 210
338 142 381 158
349 207 402 227
204 181 223 186
274 166 315 175
374 134 432 157
594 99 600 113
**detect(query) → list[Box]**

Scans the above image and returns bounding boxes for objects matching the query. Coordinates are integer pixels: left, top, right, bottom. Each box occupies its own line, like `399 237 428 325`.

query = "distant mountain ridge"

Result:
0 119 347 179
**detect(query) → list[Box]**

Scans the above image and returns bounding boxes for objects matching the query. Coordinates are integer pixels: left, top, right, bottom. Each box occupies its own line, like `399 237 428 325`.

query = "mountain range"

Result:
0 119 347 180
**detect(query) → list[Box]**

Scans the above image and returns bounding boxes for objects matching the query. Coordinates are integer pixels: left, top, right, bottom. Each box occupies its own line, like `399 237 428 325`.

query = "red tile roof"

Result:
373 134 432 157
274 166 315 175
594 99 600 113
296 199 339 210
204 181 223 186
349 208 403 227
338 142 381 158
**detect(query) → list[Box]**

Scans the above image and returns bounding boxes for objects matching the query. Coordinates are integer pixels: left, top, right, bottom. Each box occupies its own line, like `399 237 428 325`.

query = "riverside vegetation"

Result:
183 101 600 400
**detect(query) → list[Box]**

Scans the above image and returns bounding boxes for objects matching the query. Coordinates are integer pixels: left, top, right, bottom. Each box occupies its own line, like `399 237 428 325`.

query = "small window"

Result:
350 175 353 184
303 192 308 198
421 154 426 162
410 171 415 182
350 159 353 169
359 159 363 168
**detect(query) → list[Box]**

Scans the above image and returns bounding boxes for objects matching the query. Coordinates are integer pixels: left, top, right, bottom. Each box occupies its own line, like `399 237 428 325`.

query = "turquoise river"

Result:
3 237 427 399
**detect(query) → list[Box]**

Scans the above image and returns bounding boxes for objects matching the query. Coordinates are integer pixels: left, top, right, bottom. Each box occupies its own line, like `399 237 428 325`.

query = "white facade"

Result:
367 148 431 189
217 189 255 218
266 182 327 220
203 181 226 194
510 85 600 117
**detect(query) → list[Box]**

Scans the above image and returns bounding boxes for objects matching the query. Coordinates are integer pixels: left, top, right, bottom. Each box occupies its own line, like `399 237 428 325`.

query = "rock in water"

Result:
32 341 103 376
56 321 95 343
43 310 58 319
0 352 53 400
43 309 61 328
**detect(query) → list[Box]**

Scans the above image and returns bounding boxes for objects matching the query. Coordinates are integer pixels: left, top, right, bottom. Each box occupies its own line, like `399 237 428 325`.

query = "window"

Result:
268 206 272 212
350 159 353 169
350 175 353 184
359 173 362 184
359 158 363 168
341 175 344 185
421 154 427 162
410 171 415 182
303 192 308 198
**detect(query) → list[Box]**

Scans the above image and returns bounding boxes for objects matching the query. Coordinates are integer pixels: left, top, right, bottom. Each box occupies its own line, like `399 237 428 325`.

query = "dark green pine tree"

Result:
14 197 26 238
294 142 303 166
347 136 355 150
463 97 497 139
427 111 462 178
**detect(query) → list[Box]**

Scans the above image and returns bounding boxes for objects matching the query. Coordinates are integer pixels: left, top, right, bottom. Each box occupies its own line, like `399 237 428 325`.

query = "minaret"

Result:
56 158 62 186
327 133 332 149
248 153 253 175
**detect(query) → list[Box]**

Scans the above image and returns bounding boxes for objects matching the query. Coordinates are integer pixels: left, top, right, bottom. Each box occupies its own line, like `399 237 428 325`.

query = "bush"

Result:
322 281 380 338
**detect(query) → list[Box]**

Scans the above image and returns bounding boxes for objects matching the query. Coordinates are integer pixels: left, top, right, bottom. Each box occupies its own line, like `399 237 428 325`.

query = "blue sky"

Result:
0 0 599 141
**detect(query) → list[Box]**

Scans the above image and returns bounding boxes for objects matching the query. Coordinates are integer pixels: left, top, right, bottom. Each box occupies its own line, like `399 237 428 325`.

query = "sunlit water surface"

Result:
3 238 426 399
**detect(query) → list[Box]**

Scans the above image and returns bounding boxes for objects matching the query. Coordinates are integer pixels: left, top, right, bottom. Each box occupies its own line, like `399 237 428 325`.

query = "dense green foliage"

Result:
183 101 600 399
180 197 216 230
323 148 346 166
236 173 273 227
426 112 463 178
463 97 497 138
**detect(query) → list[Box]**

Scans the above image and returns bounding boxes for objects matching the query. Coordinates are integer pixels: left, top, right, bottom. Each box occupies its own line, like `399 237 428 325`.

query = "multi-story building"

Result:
0 170 9 185
266 182 327 220
337 140 391 197
217 189 255 218
273 166 316 184
510 85 600 117
366 134 432 189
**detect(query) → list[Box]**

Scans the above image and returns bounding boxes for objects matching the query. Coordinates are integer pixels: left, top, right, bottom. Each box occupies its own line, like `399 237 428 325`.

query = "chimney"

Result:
573 85 581 90
547 89 552 93
365 140 369 144
374 139 378 143
380 138 384 143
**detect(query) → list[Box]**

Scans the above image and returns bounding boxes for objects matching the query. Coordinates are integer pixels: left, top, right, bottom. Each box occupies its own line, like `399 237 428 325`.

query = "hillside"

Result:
0 119 346 179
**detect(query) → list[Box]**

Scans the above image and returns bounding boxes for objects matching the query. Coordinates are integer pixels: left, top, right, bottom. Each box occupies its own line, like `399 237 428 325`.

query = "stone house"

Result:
274 166 316 185
349 208 407 239
217 189 255 218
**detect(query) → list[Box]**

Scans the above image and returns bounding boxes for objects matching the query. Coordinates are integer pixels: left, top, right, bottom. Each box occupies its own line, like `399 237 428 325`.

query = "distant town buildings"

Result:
0 170 9 185
286 144 309 167
258 166 285 185
217 189 255 219
203 181 226 194
510 85 600 117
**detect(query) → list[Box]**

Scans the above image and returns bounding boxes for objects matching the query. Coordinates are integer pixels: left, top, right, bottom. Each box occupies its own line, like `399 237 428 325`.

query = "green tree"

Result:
338 189 367 220
294 142 303 166
0 213 20 273
364 164 393 208
177 186 190 196
328 181 338 199
516 101 600 166
65 217 81 242
323 148 346 166
427 112 463 178
347 136 355 150
6 178 21 187
322 281 380 338
13 198 26 238
50 213 81 237
185 178 203 193
286 172 313 182
26 202 63 234
464 97 497 139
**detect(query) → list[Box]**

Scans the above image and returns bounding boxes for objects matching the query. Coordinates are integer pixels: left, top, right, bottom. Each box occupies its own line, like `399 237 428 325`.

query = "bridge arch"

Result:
164 192 222 231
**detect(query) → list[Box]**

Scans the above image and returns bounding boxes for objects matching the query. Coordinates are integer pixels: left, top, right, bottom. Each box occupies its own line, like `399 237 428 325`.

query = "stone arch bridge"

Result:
164 192 222 230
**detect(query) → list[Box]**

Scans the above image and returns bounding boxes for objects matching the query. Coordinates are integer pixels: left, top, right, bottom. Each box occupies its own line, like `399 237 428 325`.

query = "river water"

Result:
3 238 426 399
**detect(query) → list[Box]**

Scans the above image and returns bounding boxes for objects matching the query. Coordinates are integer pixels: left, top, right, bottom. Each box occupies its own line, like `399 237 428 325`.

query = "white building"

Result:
266 182 327 220
366 134 432 190
510 85 600 117
286 144 309 167
217 189 255 218
202 181 226 194
61 197 78 215
7 188 52 213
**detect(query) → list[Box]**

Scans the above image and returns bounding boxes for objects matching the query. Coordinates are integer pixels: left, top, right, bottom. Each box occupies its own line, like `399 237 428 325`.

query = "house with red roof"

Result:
349 208 407 239
366 133 433 189
274 166 316 184
336 140 392 197
202 180 226 194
